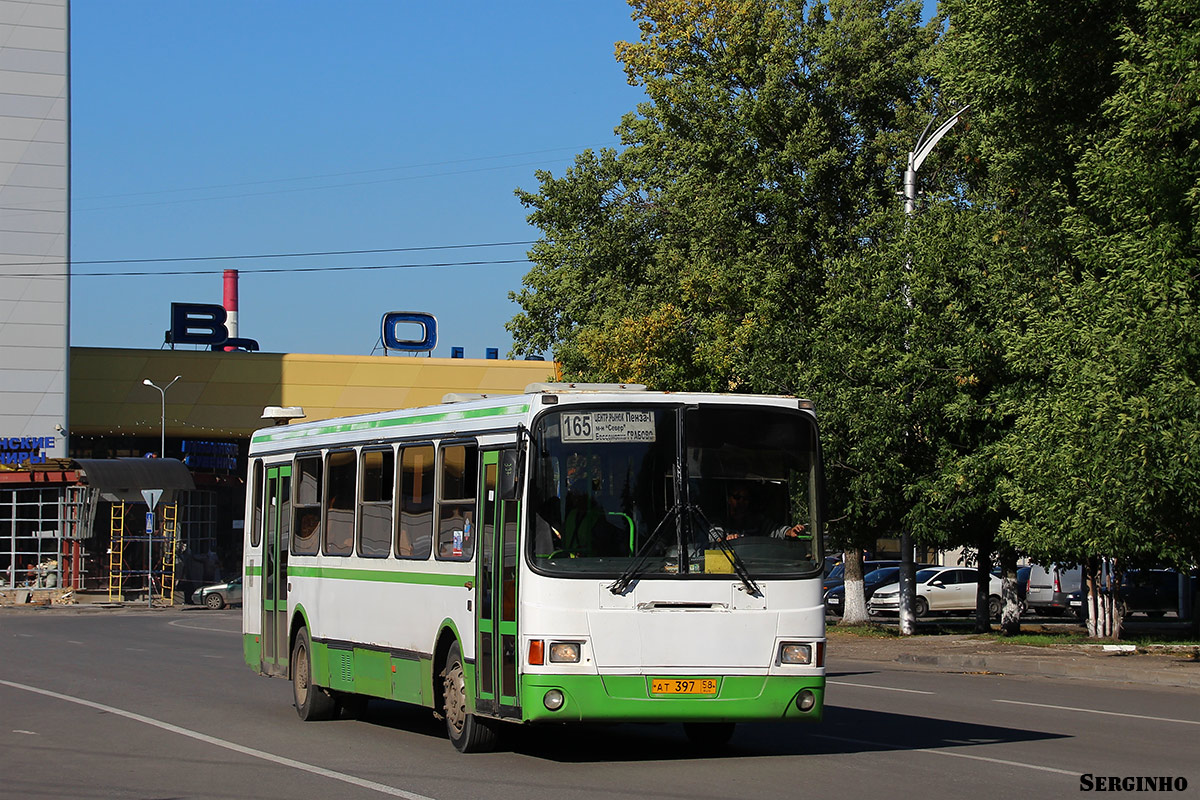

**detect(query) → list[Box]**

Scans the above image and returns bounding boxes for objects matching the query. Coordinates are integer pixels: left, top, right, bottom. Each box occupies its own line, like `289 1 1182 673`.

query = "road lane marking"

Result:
828 680 934 695
811 732 1077 776
995 699 1200 726
167 619 240 634
0 679 436 800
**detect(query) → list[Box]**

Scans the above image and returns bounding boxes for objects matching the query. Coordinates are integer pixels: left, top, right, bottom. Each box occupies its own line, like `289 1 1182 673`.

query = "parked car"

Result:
825 566 902 616
868 567 1003 618
1069 569 1188 620
823 560 903 595
1025 563 1083 616
195 576 242 609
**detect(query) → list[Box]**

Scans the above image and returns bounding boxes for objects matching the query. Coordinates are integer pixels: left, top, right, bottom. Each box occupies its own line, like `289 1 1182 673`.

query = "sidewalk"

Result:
828 629 1200 690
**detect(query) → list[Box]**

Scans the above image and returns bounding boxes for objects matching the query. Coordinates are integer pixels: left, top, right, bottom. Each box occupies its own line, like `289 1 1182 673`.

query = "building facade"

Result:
0 0 70 462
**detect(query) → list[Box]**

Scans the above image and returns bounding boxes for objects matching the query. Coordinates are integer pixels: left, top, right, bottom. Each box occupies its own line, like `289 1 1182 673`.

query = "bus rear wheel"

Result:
441 641 497 753
683 721 736 749
293 628 336 721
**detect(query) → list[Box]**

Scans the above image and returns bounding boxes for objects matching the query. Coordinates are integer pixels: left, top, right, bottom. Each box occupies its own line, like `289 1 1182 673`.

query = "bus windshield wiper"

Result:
686 503 762 597
607 504 679 595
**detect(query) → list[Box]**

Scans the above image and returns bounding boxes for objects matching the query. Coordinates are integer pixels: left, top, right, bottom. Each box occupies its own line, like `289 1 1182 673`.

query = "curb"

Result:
892 651 1200 690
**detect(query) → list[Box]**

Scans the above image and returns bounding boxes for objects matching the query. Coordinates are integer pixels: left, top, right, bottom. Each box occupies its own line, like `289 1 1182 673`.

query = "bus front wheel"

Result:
293 628 336 721
441 641 497 753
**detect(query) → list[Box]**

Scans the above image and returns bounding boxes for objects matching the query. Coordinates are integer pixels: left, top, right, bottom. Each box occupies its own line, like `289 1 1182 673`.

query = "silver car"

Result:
195 576 242 609
869 567 1003 618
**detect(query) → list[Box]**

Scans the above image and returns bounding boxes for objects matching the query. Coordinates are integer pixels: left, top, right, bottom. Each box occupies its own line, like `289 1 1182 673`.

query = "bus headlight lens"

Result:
797 689 816 712
544 689 565 711
549 642 581 663
780 643 812 665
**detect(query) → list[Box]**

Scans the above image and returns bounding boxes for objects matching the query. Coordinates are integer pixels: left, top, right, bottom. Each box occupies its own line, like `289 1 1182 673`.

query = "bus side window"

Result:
292 455 322 556
324 450 356 556
359 448 393 558
250 460 263 549
436 443 477 561
398 445 434 559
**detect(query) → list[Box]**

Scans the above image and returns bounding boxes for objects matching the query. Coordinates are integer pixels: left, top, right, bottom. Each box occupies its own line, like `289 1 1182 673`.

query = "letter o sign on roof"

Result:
382 312 438 353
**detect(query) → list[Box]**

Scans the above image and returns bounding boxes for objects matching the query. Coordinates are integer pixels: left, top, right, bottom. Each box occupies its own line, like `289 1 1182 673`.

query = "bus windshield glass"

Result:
528 404 821 579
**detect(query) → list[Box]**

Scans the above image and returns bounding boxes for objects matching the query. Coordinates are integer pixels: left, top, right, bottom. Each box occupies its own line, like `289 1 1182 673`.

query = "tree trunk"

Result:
1084 556 1125 639
1084 556 1098 637
998 546 1021 636
841 549 869 625
974 537 992 633
898 531 917 635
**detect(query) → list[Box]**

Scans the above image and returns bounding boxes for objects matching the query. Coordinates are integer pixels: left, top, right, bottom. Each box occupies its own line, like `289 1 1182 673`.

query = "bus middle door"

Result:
261 464 291 677
475 449 520 719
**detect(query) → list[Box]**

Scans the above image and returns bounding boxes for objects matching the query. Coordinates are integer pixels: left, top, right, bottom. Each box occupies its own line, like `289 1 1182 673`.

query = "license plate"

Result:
651 678 718 695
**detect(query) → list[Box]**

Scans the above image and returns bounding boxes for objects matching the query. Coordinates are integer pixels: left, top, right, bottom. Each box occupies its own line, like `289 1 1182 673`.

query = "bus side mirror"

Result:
499 450 522 501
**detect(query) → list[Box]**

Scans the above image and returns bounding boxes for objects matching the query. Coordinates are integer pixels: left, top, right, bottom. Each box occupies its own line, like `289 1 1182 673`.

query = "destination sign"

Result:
561 411 656 443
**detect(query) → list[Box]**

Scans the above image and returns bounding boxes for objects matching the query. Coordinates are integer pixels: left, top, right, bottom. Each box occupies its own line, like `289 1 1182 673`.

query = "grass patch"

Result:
976 631 1094 646
975 628 1200 647
826 622 902 638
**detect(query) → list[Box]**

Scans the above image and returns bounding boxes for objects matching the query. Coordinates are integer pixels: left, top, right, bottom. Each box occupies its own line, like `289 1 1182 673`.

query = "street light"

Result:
897 105 969 636
143 375 181 458
903 104 971 218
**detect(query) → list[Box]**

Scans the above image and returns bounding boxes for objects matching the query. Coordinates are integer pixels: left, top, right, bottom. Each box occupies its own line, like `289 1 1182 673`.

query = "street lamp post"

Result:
897 106 969 636
141 375 180 607
142 375 181 458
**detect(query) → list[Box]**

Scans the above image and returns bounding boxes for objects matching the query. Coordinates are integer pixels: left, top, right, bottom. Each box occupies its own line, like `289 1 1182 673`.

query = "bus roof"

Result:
248 387 814 455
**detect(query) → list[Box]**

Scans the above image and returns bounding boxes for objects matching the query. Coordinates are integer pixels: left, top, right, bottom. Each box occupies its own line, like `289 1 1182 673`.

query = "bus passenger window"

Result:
359 449 393 558
436 443 477 561
251 460 263 549
292 455 322 556
324 450 356 556
398 445 434 559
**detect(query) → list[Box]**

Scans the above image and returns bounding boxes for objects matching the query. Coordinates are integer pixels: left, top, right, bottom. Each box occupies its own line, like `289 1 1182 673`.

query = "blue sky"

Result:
70 1 937 360
69 1 644 358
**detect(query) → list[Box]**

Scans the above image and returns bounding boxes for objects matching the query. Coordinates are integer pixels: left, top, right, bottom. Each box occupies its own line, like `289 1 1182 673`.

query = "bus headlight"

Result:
543 689 565 711
780 643 812 665
797 689 817 712
549 642 581 663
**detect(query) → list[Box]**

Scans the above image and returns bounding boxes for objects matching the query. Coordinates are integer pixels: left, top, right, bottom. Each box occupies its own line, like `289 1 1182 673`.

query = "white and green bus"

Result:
242 384 826 751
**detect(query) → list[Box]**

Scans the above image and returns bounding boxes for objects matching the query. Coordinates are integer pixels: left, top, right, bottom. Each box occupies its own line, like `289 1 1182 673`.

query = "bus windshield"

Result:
528 404 821 579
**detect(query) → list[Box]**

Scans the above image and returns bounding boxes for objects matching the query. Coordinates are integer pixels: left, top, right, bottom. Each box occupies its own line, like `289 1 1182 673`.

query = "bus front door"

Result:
261 465 291 677
475 450 520 718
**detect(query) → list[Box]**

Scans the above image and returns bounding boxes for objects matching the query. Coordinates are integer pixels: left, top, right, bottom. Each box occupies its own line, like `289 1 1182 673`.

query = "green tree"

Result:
511 0 939 623
1000 0 1200 635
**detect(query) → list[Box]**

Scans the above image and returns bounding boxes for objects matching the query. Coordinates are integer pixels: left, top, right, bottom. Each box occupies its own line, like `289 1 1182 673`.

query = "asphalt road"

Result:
1 608 1195 800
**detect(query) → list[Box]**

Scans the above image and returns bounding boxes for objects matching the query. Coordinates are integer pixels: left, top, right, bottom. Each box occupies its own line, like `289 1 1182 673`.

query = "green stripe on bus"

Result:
285 565 468 587
251 403 530 444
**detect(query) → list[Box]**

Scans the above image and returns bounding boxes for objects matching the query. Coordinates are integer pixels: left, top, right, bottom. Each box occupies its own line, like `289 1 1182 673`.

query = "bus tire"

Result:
440 641 497 753
683 721 736 749
293 628 336 721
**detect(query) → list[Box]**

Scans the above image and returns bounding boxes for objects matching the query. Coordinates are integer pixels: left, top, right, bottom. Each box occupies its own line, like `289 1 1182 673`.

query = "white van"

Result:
1025 563 1082 615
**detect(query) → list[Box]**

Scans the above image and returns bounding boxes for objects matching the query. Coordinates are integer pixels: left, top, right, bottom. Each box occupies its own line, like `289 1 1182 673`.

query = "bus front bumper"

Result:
520 673 824 724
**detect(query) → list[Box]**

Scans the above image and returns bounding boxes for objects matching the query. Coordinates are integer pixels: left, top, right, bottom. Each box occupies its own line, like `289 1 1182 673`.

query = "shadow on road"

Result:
355 699 1067 762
